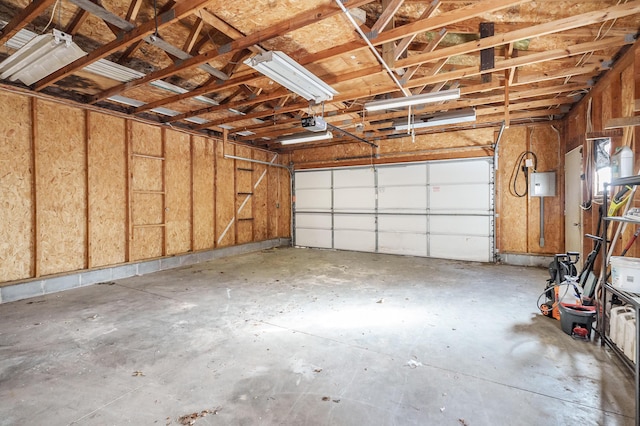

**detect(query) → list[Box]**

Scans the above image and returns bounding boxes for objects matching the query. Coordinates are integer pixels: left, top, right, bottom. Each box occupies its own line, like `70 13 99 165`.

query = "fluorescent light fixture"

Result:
395 108 476 131
364 88 460 112
244 51 337 103
0 29 86 85
279 131 333 145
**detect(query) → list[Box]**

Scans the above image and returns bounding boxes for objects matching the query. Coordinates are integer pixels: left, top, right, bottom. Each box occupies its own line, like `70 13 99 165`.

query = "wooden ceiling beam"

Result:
430 21 635 38
0 0 57 44
405 36 631 88
89 0 375 103
197 10 263 54
394 1 640 70
183 17 204 52
370 0 529 45
370 0 405 36
403 28 448 81
65 9 90 35
125 0 144 21
34 0 214 91
196 80 584 134
394 0 441 60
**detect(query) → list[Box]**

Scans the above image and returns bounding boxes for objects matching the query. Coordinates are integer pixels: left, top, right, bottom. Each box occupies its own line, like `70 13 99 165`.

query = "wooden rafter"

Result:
34 0 213 91
393 0 441 60
197 10 263 54
65 9 90 35
370 0 405 35
404 36 632 89
89 0 375 104
0 0 57 44
393 1 640 70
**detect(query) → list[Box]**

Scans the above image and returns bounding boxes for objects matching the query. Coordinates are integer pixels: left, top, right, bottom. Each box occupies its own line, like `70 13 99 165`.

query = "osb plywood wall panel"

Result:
130 122 164 262
0 90 292 285
131 156 163 191
279 154 292 238
527 126 562 255
35 100 86 276
87 112 126 268
216 142 235 247
131 227 163 261
131 121 162 156
0 92 33 281
497 127 528 254
267 157 280 239
192 136 215 250
236 145 253 245
253 150 268 241
165 130 192 255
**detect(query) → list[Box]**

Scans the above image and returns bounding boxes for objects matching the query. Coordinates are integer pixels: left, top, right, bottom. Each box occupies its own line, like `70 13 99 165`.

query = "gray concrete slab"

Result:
0 247 634 425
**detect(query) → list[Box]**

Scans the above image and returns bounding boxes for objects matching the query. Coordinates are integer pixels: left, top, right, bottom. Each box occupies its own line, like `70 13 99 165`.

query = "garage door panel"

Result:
429 184 490 211
430 234 491 262
379 232 427 257
294 158 493 262
295 213 331 229
378 215 426 233
378 164 426 186
378 186 426 211
296 170 331 189
334 214 375 231
296 188 332 211
334 187 376 211
429 160 491 184
334 230 376 252
333 168 374 188
430 215 490 236
296 228 332 249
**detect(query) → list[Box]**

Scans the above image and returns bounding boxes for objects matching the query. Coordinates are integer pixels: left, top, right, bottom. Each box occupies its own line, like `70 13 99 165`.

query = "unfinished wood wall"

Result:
0 91 291 284
291 125 563 256
565 41 640 257
497 125 563 255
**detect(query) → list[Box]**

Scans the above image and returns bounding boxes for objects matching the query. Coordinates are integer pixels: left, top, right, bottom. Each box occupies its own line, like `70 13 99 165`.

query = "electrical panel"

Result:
529 171 556 197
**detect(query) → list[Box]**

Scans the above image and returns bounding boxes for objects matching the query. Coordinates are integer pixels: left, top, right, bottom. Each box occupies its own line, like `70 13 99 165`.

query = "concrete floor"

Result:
0 248 635 425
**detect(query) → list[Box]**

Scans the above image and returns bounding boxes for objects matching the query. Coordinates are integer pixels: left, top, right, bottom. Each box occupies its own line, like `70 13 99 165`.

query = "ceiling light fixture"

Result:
0 29 86 86
244 51 338 104
394 108 477 131
365 88 461 112
279 131 333 145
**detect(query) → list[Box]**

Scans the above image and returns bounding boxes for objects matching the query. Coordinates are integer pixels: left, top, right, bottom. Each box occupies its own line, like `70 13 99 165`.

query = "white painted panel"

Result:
430 234 491 262
429 159 491 184
295 213 332 229
295 170 332 189
377 164 426 186
334 187 376 211
378 185 426 212
378 215 426 233
295 228 332 249
334 230 376 252
429 183 490 212
296 188 332 211
333 167 375 188
378 232 427 257
430 216 490 236
334 214 375 231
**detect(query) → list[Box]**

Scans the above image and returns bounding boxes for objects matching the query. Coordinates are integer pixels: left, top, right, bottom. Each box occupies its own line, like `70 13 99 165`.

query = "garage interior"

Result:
0 0 639 424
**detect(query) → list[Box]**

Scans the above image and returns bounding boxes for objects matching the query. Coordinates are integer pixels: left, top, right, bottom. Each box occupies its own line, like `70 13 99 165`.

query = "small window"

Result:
594 138 611 194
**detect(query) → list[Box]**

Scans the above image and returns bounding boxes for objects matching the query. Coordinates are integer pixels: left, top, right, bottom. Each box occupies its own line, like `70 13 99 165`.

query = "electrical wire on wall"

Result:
509 151 538 197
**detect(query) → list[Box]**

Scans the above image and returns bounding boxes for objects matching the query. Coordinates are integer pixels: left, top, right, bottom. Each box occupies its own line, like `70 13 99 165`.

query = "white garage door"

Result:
294 158 494 262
